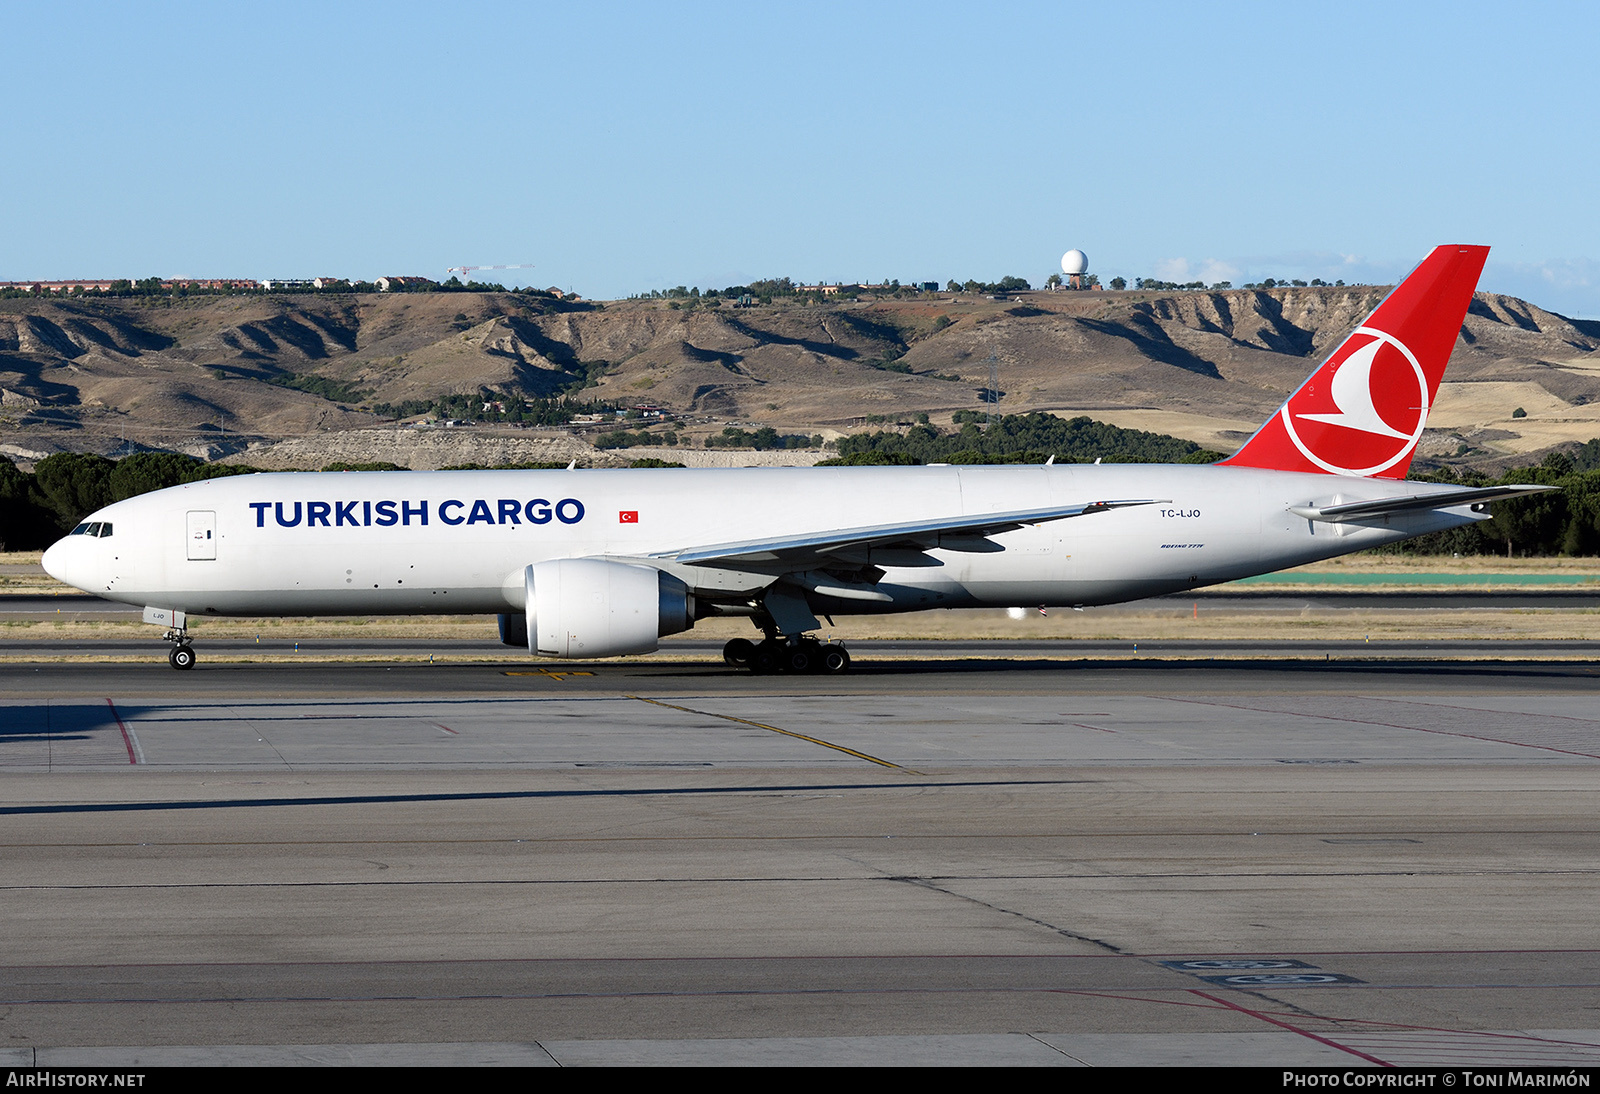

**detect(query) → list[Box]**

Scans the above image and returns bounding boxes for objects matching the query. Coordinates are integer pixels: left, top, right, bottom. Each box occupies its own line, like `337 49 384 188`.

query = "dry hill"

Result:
4 285 1598 472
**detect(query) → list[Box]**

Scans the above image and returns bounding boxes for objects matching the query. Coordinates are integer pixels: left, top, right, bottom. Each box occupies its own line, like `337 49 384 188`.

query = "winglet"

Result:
1221 245 1489 479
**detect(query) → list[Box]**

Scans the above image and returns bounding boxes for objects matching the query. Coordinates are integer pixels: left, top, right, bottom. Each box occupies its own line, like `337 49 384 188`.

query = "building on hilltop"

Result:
1 278 259 293
1 279 120 293
167 279 258 290
376 276 437 291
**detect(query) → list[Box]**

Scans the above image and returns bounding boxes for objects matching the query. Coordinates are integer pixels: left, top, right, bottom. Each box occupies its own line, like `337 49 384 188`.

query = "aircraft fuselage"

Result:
42 462 1481 620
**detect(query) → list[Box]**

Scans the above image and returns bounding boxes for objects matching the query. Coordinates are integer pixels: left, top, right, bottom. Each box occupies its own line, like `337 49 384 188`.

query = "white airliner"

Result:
42 245 1550 671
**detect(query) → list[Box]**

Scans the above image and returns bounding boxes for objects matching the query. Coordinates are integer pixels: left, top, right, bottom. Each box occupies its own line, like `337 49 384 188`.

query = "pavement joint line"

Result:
1166 694 1600 762
889 874 1126 954
626 694 918 773
1024 1032 1083 1062
0 780 1075 817
1368 694 1600 728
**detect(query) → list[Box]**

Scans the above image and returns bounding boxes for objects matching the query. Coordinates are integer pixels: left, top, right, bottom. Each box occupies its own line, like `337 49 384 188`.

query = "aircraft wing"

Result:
649 499 1168 568
1288 484 1557 523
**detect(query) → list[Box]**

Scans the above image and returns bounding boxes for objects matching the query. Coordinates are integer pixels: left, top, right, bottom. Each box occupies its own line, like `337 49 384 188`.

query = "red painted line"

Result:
104 698 137 765
1050 987 1600 1053
431 722 459 736
1307 1023 1600 1051
1190 989 1392 1066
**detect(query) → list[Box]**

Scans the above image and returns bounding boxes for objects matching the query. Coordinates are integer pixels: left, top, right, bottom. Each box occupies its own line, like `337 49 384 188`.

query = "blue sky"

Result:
6 1 1598 315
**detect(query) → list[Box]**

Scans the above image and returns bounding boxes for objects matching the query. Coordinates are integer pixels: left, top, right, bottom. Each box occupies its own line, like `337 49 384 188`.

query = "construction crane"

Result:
445 263 536 281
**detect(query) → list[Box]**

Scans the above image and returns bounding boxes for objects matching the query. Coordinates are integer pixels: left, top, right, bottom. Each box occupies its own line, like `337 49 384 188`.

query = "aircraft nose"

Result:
41 538 68 584
41 536 89 592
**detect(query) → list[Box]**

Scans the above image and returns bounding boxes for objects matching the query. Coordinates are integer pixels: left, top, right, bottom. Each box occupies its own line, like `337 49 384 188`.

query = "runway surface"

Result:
3 649 1600 1066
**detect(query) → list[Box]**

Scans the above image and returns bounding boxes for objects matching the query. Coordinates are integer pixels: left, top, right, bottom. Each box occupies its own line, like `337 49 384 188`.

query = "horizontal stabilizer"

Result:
1288 484 1557 523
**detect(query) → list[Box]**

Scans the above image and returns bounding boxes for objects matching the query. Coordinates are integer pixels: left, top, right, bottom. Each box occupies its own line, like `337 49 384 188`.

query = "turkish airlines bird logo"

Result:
1296 338 1414 439
1282 327 1429 476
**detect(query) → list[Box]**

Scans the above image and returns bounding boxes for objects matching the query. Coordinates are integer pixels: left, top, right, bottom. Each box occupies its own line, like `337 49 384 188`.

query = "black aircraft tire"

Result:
723 638 756 667
750 640 780 674
821 644 850 674
169 645 196 671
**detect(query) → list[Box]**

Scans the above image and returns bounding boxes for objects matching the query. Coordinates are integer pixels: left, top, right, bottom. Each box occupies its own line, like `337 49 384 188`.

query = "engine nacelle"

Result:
510 559 693 658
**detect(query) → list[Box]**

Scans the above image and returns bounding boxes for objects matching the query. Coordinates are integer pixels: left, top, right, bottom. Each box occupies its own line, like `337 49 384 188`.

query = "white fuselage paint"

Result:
42 465 1480 625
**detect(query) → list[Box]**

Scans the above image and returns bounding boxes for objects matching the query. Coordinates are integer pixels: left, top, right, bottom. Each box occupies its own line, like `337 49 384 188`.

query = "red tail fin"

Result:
1221 244 1488 479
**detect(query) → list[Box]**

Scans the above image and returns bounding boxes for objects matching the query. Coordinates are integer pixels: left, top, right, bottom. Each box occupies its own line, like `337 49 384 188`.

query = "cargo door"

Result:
186 511 217 560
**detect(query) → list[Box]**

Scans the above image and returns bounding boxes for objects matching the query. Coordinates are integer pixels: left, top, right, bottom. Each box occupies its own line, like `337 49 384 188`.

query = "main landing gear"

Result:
723 636 850 675
164 627 196 670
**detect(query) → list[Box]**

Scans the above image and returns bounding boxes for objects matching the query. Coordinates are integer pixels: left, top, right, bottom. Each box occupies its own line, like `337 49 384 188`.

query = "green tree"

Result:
107 452 205 501
31 453 116 533
0 456 54 549
835 413 1217 465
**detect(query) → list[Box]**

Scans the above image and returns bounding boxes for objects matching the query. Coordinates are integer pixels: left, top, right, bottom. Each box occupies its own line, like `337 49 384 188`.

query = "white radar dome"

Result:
1061 249 1089 275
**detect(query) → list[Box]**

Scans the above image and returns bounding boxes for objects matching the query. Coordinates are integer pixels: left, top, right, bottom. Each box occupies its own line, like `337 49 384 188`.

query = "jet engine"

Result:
499 559 694 658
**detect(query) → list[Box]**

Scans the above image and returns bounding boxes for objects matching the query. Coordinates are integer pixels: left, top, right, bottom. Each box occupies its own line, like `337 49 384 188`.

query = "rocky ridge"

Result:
4 285 1599 472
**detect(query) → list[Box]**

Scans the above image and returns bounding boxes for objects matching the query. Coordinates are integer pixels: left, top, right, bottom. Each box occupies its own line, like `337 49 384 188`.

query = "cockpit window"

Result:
95 523 113 538
71 523 91 535
68 522 112 537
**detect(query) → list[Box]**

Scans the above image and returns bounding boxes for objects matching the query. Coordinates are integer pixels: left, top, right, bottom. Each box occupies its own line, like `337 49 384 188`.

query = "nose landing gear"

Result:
143 608 197 670
163 626 196 670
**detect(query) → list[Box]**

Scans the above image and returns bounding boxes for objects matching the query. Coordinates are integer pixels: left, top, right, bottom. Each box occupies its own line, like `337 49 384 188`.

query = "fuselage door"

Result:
186 511 217 560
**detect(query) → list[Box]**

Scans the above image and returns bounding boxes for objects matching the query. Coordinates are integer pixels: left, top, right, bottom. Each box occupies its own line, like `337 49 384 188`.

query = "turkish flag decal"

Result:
619 511 638 523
